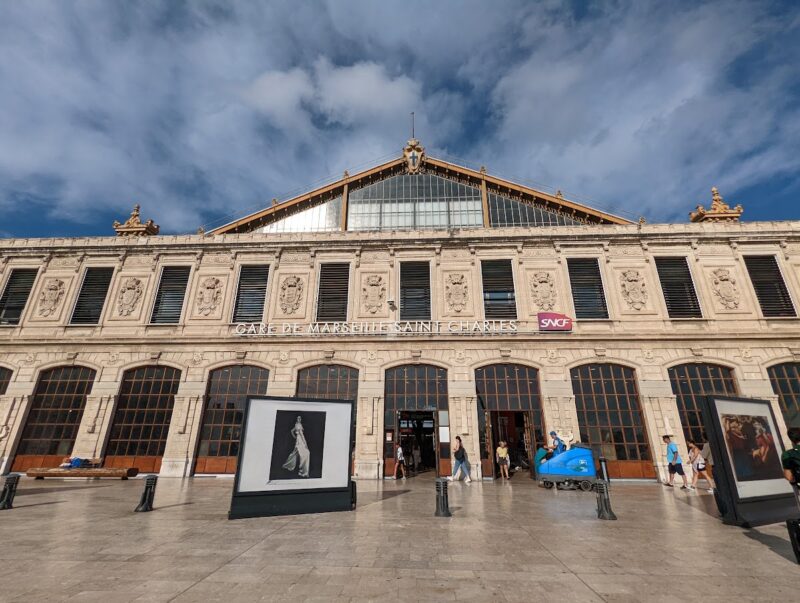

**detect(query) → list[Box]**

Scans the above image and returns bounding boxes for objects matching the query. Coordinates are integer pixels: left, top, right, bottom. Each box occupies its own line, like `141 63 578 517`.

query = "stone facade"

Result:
1 219 799 481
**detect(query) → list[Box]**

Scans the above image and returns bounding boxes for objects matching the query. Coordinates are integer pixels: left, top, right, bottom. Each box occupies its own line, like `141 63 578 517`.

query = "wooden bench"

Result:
26 461 139 480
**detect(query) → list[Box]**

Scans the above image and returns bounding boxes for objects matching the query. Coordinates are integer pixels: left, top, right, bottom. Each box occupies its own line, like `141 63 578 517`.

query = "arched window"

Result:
12 366 96 471
195 365 270 474
571 363 654 479
0 366 12 395
297 364 359 401
475 364 545 477
767 363 800 428
668 363 738 443
105 365 181 473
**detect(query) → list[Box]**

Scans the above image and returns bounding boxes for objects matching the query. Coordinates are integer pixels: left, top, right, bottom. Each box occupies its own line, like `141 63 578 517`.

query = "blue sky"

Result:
1 1 798 237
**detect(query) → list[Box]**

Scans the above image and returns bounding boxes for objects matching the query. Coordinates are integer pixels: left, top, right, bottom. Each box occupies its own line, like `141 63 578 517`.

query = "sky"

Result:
0 0 798 237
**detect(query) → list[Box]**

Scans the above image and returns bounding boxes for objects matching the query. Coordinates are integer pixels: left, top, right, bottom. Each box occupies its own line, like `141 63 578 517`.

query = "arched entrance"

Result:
570 363 655 479
384 364 449 477
668 363 738 443
475 363 545 478
195 365 270 474
767 363 800 428
104 365 181 473
11 365 96 471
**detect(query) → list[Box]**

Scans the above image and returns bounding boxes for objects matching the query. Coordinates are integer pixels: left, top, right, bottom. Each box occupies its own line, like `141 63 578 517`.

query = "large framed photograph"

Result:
230 396 354 518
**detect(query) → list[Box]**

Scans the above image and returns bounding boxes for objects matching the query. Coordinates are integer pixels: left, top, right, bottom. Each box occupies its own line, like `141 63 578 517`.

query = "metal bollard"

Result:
350 480 357 510
598 455 610 483
0 474 21 510
787 518 800 564
435 478 452 517
595 480 617 521
134 474 158 512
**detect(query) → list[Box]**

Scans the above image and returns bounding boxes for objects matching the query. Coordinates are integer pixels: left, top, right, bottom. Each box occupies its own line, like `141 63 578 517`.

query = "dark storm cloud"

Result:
0 0 798 235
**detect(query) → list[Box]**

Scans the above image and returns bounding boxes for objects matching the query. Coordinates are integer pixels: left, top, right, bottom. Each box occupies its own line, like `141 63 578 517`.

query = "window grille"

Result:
150 266 191 324
70 267 114 324
566 258 608 319
384 365 448 429
297 364 359 401
654 257 702 318
232 265 269 323
481 260 517 319
316 263 350 322
0 268 38 325
400 261 431 320
668 363 738 444
743 255 796 317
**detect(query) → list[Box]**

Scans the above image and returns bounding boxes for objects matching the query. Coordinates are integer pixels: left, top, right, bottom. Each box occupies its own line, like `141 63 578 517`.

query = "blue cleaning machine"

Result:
535 443 598 491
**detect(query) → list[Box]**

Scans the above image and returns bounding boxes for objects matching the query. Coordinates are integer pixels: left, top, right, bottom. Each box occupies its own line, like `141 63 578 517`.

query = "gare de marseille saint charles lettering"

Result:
233 312 573 336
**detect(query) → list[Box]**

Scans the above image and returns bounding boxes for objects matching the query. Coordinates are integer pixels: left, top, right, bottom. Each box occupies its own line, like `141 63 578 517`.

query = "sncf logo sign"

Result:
537 312 573 332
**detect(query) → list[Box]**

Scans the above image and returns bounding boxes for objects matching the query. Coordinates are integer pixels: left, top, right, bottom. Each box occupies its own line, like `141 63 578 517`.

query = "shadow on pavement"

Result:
744 528 797 564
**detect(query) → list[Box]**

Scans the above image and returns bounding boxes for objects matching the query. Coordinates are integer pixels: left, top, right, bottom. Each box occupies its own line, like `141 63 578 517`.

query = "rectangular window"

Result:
150 266 191 324
232 265 270 322
0 268 38 325
481 259 517 319
654 257 702 318
316 263 350 322
70 267 114 324
743 255 796 317
400 261 431 320
566 258 609 319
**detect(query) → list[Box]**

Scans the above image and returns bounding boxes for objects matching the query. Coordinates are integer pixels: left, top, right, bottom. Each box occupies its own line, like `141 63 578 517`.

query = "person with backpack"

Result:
447 435 472 483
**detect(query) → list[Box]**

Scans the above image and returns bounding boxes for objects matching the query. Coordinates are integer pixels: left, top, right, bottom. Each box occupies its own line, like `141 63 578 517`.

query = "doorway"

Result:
398 411 436 475
480 410 542 478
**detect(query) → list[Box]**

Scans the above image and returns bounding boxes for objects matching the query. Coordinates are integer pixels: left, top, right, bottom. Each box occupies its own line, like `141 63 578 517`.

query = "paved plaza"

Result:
0 474 797 602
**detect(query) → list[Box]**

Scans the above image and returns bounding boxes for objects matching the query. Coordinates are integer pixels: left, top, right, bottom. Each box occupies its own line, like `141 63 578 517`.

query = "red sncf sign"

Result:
537 312 573 332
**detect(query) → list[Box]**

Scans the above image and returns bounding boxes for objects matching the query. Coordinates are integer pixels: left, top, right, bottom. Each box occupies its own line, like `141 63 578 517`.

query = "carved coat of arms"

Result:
38 279 65 317
446 273 468 312
711 268 739 309
619 270 647 310
117 277 143 316
529 272 556 310
362 275 386 314
196 277 222 316
279 275 304 314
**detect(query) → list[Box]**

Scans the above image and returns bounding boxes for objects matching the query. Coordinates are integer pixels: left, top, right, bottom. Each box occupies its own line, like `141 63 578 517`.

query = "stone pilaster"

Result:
641 395 685 481
160 381 206 477
354 381 383 479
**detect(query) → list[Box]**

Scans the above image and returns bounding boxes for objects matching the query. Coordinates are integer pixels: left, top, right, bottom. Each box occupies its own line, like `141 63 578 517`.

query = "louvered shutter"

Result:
743 255 796 317
316 263 350 322
654 257 702 318
70 267 114 324
0 268 38 325
566 258 609 319
232 265 269 322
481 260 517 319
150 266 191 324
400 261 431 320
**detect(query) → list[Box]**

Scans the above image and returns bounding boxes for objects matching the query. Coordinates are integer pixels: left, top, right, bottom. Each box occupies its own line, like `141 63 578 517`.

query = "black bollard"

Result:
0 474 21 510
350 480 357 510
787 518 800 564
595 480 617 520
435 478 452 517
134 474 158 512
598 456 610 483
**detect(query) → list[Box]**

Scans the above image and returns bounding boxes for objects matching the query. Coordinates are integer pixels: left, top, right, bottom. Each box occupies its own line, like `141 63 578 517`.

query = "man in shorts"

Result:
663 434 689 490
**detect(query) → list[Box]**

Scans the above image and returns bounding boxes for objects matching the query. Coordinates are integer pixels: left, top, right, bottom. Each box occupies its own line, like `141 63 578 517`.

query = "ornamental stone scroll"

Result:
37 278 65 317
529 271 557 311
619 269 647 310
279 275 305 314
711 267 740 309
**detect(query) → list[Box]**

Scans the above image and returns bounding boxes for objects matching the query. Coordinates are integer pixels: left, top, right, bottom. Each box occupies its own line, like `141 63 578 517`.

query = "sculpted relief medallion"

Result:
711 268 740 309
445 273 468 313
117 277 143 316
279 275 304 314
619 269 647 310
195 277 223 316
362 275 386 314
38 279 65 317
529 271 556 311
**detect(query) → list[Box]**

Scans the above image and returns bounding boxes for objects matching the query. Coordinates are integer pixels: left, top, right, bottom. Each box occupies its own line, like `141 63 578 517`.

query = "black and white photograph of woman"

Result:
269 410 326 481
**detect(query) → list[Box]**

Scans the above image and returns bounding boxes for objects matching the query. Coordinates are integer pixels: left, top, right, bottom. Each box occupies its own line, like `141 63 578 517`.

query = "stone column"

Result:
539 373 577 444
354 381 383 480
448 375 479 478
0 375 37 474
72 376 122 460
640 395 685 482
160 380 206 477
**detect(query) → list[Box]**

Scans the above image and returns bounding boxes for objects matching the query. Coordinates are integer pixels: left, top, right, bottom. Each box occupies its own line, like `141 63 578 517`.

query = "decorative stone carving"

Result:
362 275 386 314
113 204 159 236
619 269 647 310
279 275 304 314
38 279 65 316
445 273 468 312
642 349 655 363
529 272 556 311
711 268 740 309
191 352 204 365
117 277 143 316
278 351 290 364
690 187 743 223
403 138 425 174
107 352 121 365
195 277 223 316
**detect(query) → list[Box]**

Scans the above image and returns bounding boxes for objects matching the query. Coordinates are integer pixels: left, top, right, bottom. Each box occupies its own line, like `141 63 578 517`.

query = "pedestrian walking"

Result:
496 440 510 479
687 440 715 492
662 434 689 489
447 435 472 483
394 443 406 480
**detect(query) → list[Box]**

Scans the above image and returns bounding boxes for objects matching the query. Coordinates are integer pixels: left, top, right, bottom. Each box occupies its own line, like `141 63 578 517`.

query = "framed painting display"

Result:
700 395 796 527
229 396 355 519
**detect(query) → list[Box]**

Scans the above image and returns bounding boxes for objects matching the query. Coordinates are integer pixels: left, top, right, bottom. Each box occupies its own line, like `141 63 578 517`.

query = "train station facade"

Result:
1 139 799 481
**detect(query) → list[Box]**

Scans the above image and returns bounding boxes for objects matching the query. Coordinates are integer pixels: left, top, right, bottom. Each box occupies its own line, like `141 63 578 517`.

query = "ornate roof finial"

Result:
403 137 425 174
555 190 564 200
689 186 743 223
113 204 159 236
